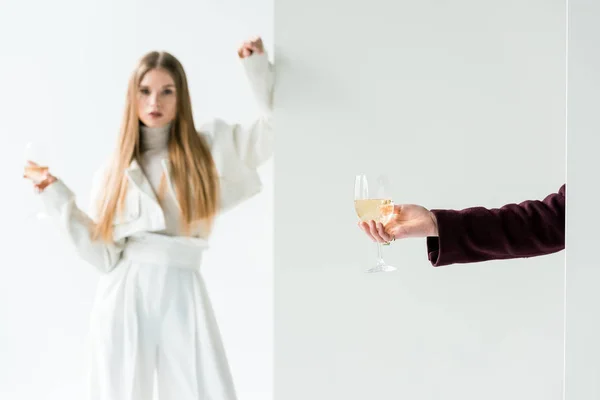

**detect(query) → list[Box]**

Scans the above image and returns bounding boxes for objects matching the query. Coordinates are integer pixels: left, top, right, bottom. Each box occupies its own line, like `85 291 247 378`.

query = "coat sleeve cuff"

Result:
426 209 466 267
240 52 274 115
37 180 75 217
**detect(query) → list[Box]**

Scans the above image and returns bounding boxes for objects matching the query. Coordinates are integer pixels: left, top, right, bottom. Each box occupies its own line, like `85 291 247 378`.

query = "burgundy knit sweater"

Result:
426 185 566 266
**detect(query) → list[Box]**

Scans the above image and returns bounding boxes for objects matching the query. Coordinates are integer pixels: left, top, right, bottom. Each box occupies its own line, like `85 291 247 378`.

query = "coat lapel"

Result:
124 158 180 210
125 159 158 204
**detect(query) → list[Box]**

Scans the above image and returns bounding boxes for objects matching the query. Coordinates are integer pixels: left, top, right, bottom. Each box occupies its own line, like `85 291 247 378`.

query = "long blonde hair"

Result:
92 51 220 242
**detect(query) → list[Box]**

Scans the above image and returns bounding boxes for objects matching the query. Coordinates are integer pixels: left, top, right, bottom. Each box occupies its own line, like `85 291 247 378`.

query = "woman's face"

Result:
137 68 177 128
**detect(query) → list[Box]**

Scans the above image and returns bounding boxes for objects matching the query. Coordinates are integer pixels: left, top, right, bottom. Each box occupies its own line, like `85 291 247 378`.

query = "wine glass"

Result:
23 141 50 220
354 174 396 273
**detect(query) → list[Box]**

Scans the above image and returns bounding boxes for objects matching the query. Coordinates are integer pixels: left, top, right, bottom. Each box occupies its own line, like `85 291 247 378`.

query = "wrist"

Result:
37 175 58 193
428 211 439 237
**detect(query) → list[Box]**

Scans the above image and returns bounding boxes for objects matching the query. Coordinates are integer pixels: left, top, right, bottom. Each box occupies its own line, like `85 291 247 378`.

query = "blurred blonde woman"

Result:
23 37 274 400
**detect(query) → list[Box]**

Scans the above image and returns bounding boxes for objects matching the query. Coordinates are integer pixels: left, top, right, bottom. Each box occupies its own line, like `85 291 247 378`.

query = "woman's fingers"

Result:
359 220 396 243
238 37 264 58
249 37 263 50
249 40 264 54
368 220 387 243
358 221 376 242
238 42 252 58
239 43 252 57
376 222 394 242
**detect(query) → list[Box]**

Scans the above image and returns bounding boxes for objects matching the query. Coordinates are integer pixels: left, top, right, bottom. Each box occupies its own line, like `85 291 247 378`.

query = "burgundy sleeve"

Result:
426 184 565 267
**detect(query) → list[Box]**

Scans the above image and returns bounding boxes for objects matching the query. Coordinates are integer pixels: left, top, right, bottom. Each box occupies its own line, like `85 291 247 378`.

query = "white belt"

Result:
122 233 209 270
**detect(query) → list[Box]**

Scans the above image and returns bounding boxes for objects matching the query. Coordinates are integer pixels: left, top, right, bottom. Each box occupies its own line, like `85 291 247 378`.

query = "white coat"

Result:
38 51 274 400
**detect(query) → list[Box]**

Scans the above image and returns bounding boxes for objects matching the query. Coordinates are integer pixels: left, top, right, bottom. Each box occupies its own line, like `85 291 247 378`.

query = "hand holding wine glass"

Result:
22 142 57 220
354 174 397 273
22 141 57 193
23 160 57 193
358 204 439 243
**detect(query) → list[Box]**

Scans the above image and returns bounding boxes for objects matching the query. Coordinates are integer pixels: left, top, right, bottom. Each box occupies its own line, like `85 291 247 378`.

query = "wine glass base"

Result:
365 264 397 273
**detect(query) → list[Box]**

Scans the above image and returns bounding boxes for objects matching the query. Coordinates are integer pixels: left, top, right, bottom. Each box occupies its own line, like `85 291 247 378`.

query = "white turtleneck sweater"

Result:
139 122 183 237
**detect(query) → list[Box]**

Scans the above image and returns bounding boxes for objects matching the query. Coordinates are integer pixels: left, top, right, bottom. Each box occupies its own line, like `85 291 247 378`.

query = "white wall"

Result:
564 0 600 398
274 1 565 399
0 1 272 399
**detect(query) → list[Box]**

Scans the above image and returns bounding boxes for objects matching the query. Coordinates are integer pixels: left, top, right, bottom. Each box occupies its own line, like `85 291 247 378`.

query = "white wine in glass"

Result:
355 199 394 223
354 174 397 273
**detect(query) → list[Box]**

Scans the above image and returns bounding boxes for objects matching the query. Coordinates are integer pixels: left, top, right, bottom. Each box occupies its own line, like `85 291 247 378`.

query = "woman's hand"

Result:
23 160 57 193
238 36 265 58
358 204 439 243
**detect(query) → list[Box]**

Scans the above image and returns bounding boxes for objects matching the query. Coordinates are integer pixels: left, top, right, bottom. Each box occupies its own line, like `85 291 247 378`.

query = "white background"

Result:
0 1 272 399
274 1 566 399
564 0 600 398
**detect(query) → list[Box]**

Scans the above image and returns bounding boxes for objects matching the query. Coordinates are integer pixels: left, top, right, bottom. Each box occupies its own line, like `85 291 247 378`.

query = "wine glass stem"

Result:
376 242 385 266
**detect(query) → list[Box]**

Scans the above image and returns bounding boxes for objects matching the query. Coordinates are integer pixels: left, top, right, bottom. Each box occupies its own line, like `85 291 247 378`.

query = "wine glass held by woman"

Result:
22 35 274 400
354 174 396 273
358 184 565 267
